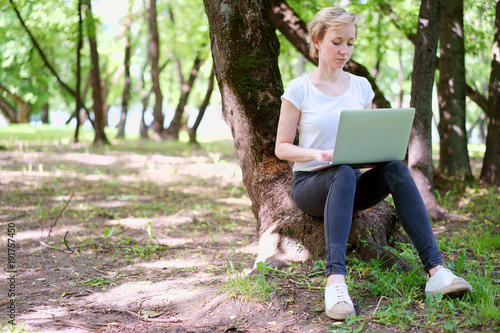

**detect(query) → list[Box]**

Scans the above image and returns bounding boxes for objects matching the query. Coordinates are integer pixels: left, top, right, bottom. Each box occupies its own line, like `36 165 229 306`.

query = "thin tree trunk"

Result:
42 103 49 124
117 0 133 139
74 0 83 143
84 0 109 145
146 0 164 140
409 0 446 220
396 44 405 108
437 0 472 179
189 64 216 145
166 55 205 140
204 0 411 270
481 0 500 185
140 63 151 140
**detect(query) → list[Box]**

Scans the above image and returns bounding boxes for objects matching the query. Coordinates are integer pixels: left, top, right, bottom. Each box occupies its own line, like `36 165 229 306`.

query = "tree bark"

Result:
146 0 165 140
74 0 83 143
84 0 109 145
269 0 390 109
204 0 411 270
166 55 205 140
139 63 151 140
0 83 30 123
189 64 216 145
481 0 500 185
437 0 472 179
409 0 446 220
42 103 49 124
0 94 18 123
117 0 133 140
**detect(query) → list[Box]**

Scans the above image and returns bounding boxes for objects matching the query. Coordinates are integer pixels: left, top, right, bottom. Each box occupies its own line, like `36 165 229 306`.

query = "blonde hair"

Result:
307 7 360 59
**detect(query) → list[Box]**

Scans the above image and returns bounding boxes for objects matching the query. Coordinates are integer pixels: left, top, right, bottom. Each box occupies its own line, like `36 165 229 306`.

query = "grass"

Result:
1 124 499 332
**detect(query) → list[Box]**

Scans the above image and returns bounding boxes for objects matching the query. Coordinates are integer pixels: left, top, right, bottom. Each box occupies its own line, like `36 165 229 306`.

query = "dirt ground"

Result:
0 142 353 333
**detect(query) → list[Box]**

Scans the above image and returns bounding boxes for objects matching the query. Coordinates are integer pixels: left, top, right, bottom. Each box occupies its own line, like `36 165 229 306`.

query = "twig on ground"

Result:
63 231 72 252
2 212 27 222
109 308 183 323
52 322 99 332
71 228 130 249
371 296 388 319
47 190 75 238
39 240 73 254
41 228 131 254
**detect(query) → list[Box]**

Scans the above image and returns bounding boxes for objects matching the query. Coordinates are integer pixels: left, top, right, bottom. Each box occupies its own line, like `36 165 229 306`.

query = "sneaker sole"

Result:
325 308 356 321
425 281 472 297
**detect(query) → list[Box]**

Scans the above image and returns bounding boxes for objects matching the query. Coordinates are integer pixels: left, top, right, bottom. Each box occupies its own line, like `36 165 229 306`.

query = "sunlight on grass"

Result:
221 261 278 303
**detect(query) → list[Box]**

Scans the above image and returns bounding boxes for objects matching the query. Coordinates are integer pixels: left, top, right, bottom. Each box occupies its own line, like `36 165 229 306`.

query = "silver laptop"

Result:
303 108 415 172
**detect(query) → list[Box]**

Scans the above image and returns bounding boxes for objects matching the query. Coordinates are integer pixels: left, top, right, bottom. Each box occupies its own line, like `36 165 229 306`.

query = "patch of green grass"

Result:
74 278 112 286
0 320 33 333
220 261 279 303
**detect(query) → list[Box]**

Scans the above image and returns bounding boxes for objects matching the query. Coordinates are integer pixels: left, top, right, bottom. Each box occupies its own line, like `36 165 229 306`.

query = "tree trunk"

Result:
166 55 205 140
0 94 18 123
0 83 30 123
481 0 500 185
139 62 151 140
84 0 109 145
408 0 447 220
146 0 164 140
74 0 83 143
42 103 49 124
269 0 390 109
437 0 472 179
396 43 405 108
117 0 133 140
204 0 411 270
189 64 216 145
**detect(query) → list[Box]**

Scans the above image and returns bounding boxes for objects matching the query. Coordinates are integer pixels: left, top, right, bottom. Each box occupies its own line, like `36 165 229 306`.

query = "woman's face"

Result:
315 23 356 69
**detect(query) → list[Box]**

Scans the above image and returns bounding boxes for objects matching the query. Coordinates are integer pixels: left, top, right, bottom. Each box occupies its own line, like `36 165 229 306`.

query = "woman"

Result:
275 7 472 321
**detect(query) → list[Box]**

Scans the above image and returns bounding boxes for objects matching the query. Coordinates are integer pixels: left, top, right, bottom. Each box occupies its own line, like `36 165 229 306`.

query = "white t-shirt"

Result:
282 72 375 172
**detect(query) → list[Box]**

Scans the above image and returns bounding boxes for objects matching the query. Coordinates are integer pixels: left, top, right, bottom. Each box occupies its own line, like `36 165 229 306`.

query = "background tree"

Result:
189 63 216 145
74 0 84 143
146 0 165 139
116 0 134 139
481 0 500 185
437 0 472 179
166 53 205 140
84 0 109 145
408 0 446 220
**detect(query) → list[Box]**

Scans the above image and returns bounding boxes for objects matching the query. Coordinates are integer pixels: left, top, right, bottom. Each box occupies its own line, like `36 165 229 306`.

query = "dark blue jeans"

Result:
291 161 443 276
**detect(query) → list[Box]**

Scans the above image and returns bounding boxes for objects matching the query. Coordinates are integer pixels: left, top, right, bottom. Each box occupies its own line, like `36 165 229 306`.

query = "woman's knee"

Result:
383 161 413 189
328 165 357 186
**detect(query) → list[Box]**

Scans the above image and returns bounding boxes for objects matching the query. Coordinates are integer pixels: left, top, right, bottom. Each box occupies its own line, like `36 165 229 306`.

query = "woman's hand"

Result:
313 149 334 162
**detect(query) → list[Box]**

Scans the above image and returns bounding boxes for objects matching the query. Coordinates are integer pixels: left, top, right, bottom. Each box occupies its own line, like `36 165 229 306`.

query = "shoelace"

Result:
328 283 350 302
325 283 352 310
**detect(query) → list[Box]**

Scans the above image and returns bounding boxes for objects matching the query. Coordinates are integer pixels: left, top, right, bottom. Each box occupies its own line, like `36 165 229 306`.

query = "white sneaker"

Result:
425 268 472 296
325 282 355 320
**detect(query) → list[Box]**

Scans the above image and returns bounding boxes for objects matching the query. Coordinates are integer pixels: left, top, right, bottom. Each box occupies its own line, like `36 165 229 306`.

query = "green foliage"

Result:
0 320 33 333
0 0 81 115
221 261 279 303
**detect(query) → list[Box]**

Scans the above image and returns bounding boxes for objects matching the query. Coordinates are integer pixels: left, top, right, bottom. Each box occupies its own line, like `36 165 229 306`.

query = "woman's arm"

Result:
275 99 333 163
